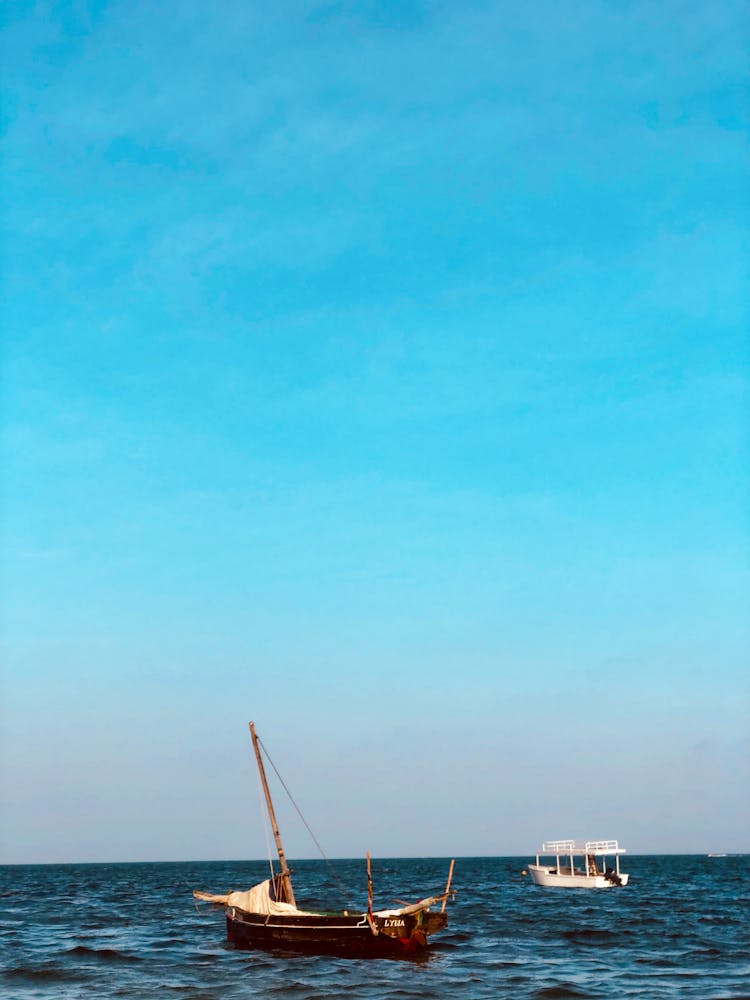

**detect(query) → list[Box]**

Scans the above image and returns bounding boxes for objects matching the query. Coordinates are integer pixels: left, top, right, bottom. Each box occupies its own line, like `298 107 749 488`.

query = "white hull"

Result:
528 864 629 888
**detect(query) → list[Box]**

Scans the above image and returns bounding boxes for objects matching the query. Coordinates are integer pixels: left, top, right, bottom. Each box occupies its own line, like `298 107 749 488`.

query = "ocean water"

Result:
1 855 749 999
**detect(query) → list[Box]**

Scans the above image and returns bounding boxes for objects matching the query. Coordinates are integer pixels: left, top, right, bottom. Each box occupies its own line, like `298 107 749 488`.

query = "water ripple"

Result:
0 856 748 998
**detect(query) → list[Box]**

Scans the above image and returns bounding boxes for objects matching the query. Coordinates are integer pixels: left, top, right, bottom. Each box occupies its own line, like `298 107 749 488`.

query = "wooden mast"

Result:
249 721 296 908
441 859 455 912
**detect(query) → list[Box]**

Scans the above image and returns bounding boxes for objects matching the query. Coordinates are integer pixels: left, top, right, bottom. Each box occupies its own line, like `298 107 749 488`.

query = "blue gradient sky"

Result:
2 0 748 863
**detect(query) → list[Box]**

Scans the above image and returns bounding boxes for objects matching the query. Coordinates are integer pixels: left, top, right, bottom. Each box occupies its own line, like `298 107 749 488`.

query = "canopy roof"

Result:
539 839 626 855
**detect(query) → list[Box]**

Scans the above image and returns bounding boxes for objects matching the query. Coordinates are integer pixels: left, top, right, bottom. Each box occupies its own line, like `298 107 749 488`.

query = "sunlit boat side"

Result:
528 839 629 888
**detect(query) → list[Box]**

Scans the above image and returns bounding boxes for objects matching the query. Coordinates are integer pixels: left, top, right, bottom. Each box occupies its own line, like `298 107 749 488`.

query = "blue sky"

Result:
1 0 748 863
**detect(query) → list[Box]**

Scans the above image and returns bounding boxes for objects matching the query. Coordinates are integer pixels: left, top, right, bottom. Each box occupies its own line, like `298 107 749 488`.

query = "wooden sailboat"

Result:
193 723 454 956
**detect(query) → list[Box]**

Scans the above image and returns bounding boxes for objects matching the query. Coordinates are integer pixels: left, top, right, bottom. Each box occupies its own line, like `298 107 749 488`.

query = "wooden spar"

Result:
366 852 373 908
249 722 296 908
441 859 455 913
365 850 378 935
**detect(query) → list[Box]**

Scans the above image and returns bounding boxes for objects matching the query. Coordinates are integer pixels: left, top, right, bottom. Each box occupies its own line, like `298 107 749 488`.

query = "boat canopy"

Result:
540 840 626 856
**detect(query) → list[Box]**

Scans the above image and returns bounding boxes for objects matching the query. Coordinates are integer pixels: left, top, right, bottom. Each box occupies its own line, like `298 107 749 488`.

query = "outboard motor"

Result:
605 867 623 886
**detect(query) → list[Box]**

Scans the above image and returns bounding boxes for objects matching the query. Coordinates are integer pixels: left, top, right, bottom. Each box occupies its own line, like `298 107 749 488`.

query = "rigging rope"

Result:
256 734 354 906
253 745 276 882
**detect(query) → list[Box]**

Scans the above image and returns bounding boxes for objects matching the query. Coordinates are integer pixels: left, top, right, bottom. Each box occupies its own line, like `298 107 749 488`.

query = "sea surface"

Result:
1 855 749 999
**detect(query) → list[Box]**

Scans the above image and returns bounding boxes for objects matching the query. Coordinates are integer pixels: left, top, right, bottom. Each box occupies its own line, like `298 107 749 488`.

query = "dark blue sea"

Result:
1 856 749 998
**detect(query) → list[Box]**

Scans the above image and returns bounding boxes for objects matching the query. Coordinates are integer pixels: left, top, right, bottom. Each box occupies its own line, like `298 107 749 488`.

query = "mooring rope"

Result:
256 734 354 905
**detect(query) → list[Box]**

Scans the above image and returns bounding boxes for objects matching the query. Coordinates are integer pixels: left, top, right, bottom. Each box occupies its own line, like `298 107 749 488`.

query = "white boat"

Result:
528 839 629 888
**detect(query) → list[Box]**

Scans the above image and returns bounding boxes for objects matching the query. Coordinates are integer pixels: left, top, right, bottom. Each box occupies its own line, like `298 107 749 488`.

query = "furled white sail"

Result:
193 879 318 916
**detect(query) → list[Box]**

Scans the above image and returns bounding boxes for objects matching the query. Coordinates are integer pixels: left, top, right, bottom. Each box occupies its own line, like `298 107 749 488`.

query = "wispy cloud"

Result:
2 0 747 860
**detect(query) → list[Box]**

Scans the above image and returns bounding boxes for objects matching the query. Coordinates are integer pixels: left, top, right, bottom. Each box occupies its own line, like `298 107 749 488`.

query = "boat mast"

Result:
249 722 296 908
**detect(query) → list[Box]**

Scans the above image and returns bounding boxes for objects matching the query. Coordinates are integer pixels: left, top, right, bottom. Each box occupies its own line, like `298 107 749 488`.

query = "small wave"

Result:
66 944 141 962
150 937 189 948
561 928 617 944
533 986 597 999
691 946 724 958
635 955 678 967
442 931 473 943
3 965 81 982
